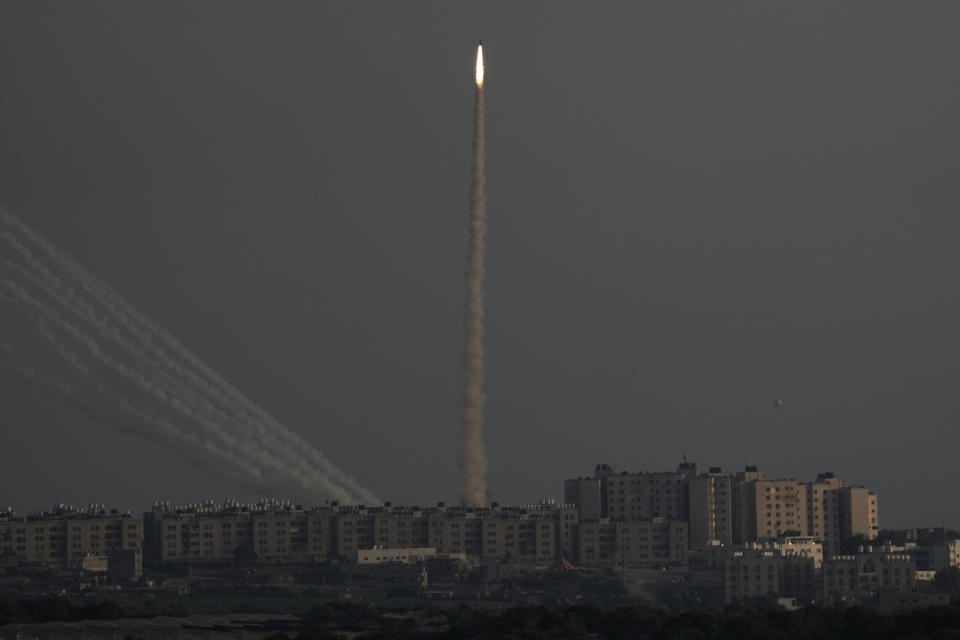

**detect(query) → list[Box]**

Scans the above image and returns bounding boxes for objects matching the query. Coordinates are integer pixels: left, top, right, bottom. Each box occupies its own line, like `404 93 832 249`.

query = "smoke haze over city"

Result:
1 3 959 530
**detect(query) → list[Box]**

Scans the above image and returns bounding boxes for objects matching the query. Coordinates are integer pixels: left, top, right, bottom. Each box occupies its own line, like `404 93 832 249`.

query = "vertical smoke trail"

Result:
461 43 488 508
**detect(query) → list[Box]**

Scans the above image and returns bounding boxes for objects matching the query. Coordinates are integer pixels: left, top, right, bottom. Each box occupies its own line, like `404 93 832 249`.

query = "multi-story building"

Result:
805 472 843 548
0 505 141 569
575 518 687 568
729 466 767 545
563 477 602 521
840 487 879 543
145 500 577 567
689 467 734 550
779 554 820 603
723 547 781 603
600 468 691 523
805 474 879 556
912 539 960 572
373 509 430 549
740 478 808 542
722 538 822 604
428 503 578 565
822 544 915 604
334 509 375 556
145 499 333 564
566 464 879 557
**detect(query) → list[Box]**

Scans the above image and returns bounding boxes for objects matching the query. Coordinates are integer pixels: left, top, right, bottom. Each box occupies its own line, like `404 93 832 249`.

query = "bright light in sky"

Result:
475 44 484 87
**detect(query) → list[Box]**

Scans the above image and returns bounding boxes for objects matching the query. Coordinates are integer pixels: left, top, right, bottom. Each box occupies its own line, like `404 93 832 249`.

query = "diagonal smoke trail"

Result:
461 43 489 508
0 229 363 502
4 358 261 493
0 266 352 503
0 276 335 500
0 208 377 505
0 210 378 504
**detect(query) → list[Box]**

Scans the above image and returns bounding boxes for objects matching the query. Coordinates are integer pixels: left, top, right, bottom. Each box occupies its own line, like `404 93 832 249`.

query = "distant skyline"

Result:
1 3 959 529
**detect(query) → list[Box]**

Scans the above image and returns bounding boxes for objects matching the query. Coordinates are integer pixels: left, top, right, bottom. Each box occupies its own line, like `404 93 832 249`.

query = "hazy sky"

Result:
1 2 958 528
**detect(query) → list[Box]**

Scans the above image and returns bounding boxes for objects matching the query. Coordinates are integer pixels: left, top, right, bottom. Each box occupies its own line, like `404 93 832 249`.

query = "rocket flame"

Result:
475 44 484 87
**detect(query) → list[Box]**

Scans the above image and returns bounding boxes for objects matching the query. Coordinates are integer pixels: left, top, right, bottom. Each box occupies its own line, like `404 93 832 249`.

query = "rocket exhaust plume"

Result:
0 207 378 505
460 42 488 508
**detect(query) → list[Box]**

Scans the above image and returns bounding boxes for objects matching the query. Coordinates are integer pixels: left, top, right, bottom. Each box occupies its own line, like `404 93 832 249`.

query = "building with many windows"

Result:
144 500 578 566
0 505 141 569
145 499 332 564
822 544 915 604
576 518 688 568
595 464 694 523
805 474 879 556
722 538 822 604
566 464 878 556
689 467 734 549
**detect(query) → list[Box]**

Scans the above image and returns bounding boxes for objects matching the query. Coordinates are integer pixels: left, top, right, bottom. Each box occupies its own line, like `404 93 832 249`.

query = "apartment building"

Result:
723 547 781 603
598 466 691 523
145 499 333 564
913 539 960 572
144 500 577 566
689 467 734 550
823 545 915 604
805 474 879 556
805 472 843 547
563 477 602 521
428 503 578 564
566 464 879 555
740 478 809 542
722 538 822 604
0 505 141 569
576 518 688 568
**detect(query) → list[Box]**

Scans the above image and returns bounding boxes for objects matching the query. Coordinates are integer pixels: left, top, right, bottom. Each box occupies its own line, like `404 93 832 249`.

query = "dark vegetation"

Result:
4 596 960 639
308 602 960 639
0 597 138 625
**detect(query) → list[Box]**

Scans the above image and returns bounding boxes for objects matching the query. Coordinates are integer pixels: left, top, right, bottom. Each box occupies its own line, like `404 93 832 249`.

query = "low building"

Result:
349 547 439 564
776 536 823 569
347 547 469 565
108 548 143 580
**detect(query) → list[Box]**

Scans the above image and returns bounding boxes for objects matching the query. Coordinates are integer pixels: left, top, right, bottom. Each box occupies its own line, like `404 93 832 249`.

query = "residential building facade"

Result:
0 505 141 569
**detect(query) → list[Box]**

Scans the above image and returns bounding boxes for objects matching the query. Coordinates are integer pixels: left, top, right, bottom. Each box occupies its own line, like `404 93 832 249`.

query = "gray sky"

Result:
1 2 958 528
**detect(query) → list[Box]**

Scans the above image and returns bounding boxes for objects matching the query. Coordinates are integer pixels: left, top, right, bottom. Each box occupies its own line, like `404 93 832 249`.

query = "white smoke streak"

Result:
460 63 489 508
0 275 326 498
0 208 377 505
13 357 258 491
0 237 339 495
0 212 378 504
